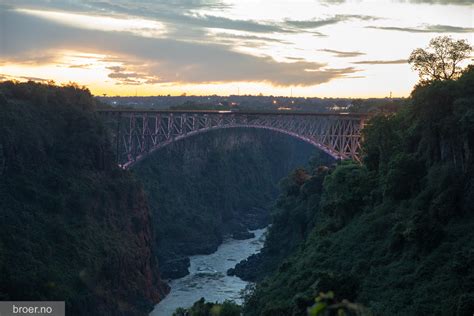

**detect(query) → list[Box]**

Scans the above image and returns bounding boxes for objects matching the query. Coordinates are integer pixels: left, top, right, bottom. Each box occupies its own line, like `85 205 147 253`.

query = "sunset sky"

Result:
0 0 472 97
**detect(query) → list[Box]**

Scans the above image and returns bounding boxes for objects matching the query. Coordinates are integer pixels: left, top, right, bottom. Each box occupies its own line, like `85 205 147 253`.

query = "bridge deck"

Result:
96 108 369 118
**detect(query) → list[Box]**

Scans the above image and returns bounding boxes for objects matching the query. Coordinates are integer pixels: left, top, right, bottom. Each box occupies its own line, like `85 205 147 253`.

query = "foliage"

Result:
173 298 242 316
320 161 371 225
408 36 472 82
349 98 406 114
0 81 167 315
308 292 371 316
243 65 474 315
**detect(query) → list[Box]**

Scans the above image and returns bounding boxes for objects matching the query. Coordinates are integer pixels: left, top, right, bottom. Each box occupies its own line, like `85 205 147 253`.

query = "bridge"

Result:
97 109 368 169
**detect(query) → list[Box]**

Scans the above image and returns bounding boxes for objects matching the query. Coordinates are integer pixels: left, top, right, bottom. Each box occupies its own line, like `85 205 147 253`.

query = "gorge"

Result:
0 81 324 315
1 65 473 316
132 127 323 280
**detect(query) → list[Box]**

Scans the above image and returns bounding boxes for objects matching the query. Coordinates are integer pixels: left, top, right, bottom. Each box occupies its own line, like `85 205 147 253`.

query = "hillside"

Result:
0 82 169 315
240 66 474 315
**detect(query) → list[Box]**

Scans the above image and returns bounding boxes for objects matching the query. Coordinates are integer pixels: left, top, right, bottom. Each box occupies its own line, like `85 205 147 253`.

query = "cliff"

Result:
242 67 474 315
0 81 169 315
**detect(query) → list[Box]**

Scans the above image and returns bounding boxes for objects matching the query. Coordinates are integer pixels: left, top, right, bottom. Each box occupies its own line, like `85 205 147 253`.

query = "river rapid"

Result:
150 228 267 316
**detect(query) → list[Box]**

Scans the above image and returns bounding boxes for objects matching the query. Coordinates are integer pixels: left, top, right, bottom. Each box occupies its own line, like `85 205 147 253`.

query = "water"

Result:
150 228 267 316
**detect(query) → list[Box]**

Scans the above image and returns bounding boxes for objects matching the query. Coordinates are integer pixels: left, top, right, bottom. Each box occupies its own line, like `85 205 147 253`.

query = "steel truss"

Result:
97 110 367 169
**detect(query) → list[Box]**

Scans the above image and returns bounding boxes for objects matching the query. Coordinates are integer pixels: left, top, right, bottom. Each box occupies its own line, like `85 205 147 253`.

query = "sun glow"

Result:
0 1 472 98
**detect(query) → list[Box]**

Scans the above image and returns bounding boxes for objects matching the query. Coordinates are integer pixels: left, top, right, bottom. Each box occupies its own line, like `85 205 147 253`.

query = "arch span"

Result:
97 110 367 169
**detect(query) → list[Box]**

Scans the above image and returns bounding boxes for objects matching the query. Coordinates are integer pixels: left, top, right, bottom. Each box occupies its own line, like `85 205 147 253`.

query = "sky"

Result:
0 0 472 98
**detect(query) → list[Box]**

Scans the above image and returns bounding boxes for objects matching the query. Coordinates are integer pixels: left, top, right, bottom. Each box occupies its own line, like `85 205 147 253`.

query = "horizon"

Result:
0 0 473 98
96 92 405 99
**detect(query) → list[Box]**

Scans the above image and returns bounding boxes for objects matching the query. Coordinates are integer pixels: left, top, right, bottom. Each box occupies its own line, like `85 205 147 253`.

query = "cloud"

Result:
2 1 295 36
0 52 58 65
100 0 231 11
206 32 292 49
185 14 294 33
352 59 408 64
0 0 230 12
68 64 94 69
319 49 366 58
210 33 289 44
106 65 163 85
0 8 357 87
368 24 474 33
285 15 378 29
5 2 361 35
285 56 306 61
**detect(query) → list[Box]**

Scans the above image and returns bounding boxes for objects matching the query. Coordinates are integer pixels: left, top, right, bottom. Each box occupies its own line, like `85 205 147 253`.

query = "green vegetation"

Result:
242 66 474 315
0 81 168 315
409 36 472 83
308 291 371 316
173 298 242 316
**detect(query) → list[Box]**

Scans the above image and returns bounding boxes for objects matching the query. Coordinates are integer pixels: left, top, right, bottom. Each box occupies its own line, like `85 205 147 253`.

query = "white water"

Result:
150 228 267 316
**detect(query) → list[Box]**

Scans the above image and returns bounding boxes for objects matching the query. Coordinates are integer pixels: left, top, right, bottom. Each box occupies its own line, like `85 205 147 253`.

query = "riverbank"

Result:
242 67 474 316
150 228 267 316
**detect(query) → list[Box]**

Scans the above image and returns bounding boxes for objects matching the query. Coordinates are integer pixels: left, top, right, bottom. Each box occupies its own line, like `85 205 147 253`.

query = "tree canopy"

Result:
408 36 472 83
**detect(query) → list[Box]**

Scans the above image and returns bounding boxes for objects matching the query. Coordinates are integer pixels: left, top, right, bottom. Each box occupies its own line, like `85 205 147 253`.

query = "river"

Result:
150 228 267 316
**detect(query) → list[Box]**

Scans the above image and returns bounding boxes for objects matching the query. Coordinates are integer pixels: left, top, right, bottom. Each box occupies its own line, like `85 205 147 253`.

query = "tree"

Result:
408 36 472 83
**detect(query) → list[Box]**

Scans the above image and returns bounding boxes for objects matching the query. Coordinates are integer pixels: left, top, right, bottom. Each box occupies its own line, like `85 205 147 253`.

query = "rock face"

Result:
74 184 170 315
133 128 319 279
227 253 264 281
0 82 169 315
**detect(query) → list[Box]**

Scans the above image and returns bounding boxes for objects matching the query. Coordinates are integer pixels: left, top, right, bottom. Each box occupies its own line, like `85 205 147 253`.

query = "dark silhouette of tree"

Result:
408 36 472 83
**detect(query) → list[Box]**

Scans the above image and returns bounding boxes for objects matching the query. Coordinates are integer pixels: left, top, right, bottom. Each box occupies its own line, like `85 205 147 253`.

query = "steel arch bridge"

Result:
97 109 367 169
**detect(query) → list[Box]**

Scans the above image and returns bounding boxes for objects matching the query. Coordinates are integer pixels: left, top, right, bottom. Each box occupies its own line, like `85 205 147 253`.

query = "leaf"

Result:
308 302 327 316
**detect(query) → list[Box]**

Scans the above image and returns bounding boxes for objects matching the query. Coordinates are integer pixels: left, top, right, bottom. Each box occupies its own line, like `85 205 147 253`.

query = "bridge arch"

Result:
97 110 366 169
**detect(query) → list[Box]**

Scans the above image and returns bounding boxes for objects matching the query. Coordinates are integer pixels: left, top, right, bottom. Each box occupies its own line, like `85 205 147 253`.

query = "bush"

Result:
173 299 242 316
